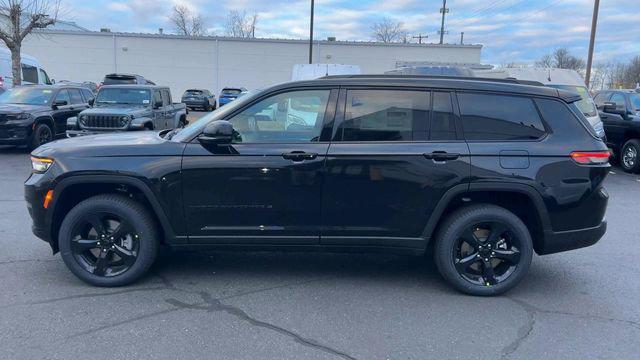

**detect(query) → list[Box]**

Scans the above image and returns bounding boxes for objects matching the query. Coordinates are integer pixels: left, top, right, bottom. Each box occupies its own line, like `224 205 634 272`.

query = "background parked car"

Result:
0 47 53 90
181 89 216 111
218 87 247 106
67 85 187 137
594 89 640 173
0 85 92 149
474 68 605 139
98 73 155 90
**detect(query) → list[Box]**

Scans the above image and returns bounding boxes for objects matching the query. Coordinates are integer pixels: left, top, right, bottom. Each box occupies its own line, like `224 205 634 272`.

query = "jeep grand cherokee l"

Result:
25 75 609 296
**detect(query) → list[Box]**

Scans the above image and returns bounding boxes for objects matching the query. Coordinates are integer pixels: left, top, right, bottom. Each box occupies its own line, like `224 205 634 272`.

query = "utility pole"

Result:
585 0 600 87
439 0 449 44
309 0 315 64
412 34 428 44
460 32 464 45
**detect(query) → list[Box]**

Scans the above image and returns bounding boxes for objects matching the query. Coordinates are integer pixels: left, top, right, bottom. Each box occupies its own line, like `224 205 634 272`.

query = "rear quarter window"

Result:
534 98 595 138
458 93 546 141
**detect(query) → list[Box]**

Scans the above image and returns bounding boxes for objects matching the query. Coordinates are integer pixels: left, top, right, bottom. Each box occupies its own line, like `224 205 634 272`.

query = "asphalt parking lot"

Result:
1 113 639 359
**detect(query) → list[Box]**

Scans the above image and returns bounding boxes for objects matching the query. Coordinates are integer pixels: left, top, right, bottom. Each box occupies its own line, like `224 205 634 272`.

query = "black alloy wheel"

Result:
434 205 533 296
31 123 53 149
69 212 139 277
453 222 521 286
59 194 159 286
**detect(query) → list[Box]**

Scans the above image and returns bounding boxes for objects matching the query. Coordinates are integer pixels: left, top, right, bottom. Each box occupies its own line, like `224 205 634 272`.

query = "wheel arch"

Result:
34 116 55 133
423 183 551 254
48 175 177 253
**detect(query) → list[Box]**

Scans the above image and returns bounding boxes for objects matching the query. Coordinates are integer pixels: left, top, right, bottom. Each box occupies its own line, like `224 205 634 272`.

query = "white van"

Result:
0 47 52 90
291 64 361 81
474 68 605 138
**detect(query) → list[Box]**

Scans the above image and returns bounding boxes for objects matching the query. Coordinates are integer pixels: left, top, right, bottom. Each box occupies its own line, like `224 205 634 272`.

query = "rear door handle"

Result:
424 151 460 161
282 151 318 161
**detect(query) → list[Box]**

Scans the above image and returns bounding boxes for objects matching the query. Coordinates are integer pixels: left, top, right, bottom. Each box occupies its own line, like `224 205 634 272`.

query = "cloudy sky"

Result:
62 0 639 65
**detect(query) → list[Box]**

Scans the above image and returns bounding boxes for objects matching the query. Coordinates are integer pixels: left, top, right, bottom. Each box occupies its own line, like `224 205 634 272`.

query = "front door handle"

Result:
424 151 460 161
282 151 318 161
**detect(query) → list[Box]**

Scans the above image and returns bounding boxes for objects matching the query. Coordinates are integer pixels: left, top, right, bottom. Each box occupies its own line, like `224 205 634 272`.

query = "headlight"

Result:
79 115 88 124
6 113 31 123
120 115 132 126
31 156 54 173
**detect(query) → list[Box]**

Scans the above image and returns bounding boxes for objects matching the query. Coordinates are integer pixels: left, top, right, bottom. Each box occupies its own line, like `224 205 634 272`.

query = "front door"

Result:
182 88 336 245
321 89 470 249
51 89 75 135
602 93 630 148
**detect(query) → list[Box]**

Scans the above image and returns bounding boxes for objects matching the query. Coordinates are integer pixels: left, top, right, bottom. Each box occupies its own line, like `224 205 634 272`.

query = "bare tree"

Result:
224 10 258 38
623 56 640 88
372 17 406 43
0 0 60 86
536 48 586 73
169 5 206 36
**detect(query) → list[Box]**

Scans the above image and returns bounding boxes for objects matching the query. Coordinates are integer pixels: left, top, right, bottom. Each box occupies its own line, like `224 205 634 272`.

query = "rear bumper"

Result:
182 100 208 107
538 221 607 255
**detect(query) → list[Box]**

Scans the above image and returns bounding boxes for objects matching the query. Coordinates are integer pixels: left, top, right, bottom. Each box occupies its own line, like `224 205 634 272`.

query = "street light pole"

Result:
585 0 600 87
309 0 315 64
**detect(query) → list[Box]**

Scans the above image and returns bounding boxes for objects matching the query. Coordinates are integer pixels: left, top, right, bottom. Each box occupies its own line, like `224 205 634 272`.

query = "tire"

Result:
30 123 53 150
434 204 533 296
620 139 640 173
58 194 159 287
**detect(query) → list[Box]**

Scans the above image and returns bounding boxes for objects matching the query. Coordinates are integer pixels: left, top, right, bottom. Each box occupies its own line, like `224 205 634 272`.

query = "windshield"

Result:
549 85 597 117
96 88 151 105
171 90 258 142
222 89 242 95
630 94 640 110
0 87 54 105
183 90 203 97
103 77 136 85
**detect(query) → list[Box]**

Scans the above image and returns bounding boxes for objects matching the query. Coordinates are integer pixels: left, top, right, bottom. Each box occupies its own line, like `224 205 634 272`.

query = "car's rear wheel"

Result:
58 194 159 287
434 204 533 296
621 139 640 173
31 123 53 149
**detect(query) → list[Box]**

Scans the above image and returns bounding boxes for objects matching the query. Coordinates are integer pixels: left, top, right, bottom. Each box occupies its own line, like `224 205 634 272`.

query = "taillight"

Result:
570 151 610 165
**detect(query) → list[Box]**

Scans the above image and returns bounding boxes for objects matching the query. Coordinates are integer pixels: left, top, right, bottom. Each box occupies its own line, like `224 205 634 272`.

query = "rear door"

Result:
320 88 470 249
152 90 165 129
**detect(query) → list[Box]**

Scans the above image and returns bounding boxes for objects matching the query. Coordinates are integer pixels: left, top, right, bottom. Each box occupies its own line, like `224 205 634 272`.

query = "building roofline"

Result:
31 29 483 49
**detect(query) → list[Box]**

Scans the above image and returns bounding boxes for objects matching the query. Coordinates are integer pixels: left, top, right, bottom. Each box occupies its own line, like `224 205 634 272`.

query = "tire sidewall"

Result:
31 123 52 149
58 195 158 287
621 140 640 173
435 205 533 296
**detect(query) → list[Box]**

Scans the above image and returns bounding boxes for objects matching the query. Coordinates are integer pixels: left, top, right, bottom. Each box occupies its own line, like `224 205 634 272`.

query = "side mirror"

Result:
603 101 626 116
199 120 234 145
88 98 94 106
153 100 163 109
52 99 67 109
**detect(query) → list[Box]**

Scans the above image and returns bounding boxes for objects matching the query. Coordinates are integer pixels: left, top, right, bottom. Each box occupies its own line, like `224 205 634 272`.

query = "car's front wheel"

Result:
58 194 159 286
31 123 53 149
620 139 640 173
434 204 533 296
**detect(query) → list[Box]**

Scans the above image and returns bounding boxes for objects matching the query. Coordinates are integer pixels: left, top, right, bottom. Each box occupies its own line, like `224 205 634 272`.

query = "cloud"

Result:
61 0 640 64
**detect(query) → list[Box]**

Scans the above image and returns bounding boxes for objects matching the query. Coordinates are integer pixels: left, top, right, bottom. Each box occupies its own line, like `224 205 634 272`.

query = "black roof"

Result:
98 84 169 90
282 75 581 103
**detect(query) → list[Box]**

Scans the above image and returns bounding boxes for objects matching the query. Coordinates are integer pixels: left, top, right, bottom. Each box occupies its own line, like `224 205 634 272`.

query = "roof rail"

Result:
319 74 545 87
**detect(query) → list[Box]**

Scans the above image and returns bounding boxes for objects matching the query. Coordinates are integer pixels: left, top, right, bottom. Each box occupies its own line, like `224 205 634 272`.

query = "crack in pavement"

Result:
0 286 167 309
166 292 357 360
501 297 640 359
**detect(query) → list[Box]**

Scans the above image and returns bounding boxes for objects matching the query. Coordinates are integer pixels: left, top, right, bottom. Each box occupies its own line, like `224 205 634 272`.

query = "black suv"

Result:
25 76 609 296
0 85 93 149
593 89 640 172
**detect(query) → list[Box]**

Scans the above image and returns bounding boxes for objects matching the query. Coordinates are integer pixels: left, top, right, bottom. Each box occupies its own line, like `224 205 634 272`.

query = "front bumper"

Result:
24 173 53 245
0 124 32 145
538 220 607 255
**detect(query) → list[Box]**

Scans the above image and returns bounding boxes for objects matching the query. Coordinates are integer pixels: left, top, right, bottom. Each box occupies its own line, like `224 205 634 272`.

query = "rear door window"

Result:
81 89 94 103
161 89 171 105
458 93 546 141
335 89 429 141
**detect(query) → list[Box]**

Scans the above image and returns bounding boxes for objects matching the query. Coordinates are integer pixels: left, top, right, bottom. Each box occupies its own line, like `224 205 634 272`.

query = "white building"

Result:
22 29 483 96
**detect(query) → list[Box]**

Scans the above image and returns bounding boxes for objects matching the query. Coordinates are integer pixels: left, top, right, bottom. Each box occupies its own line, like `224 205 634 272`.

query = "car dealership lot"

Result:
1 122 639 359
